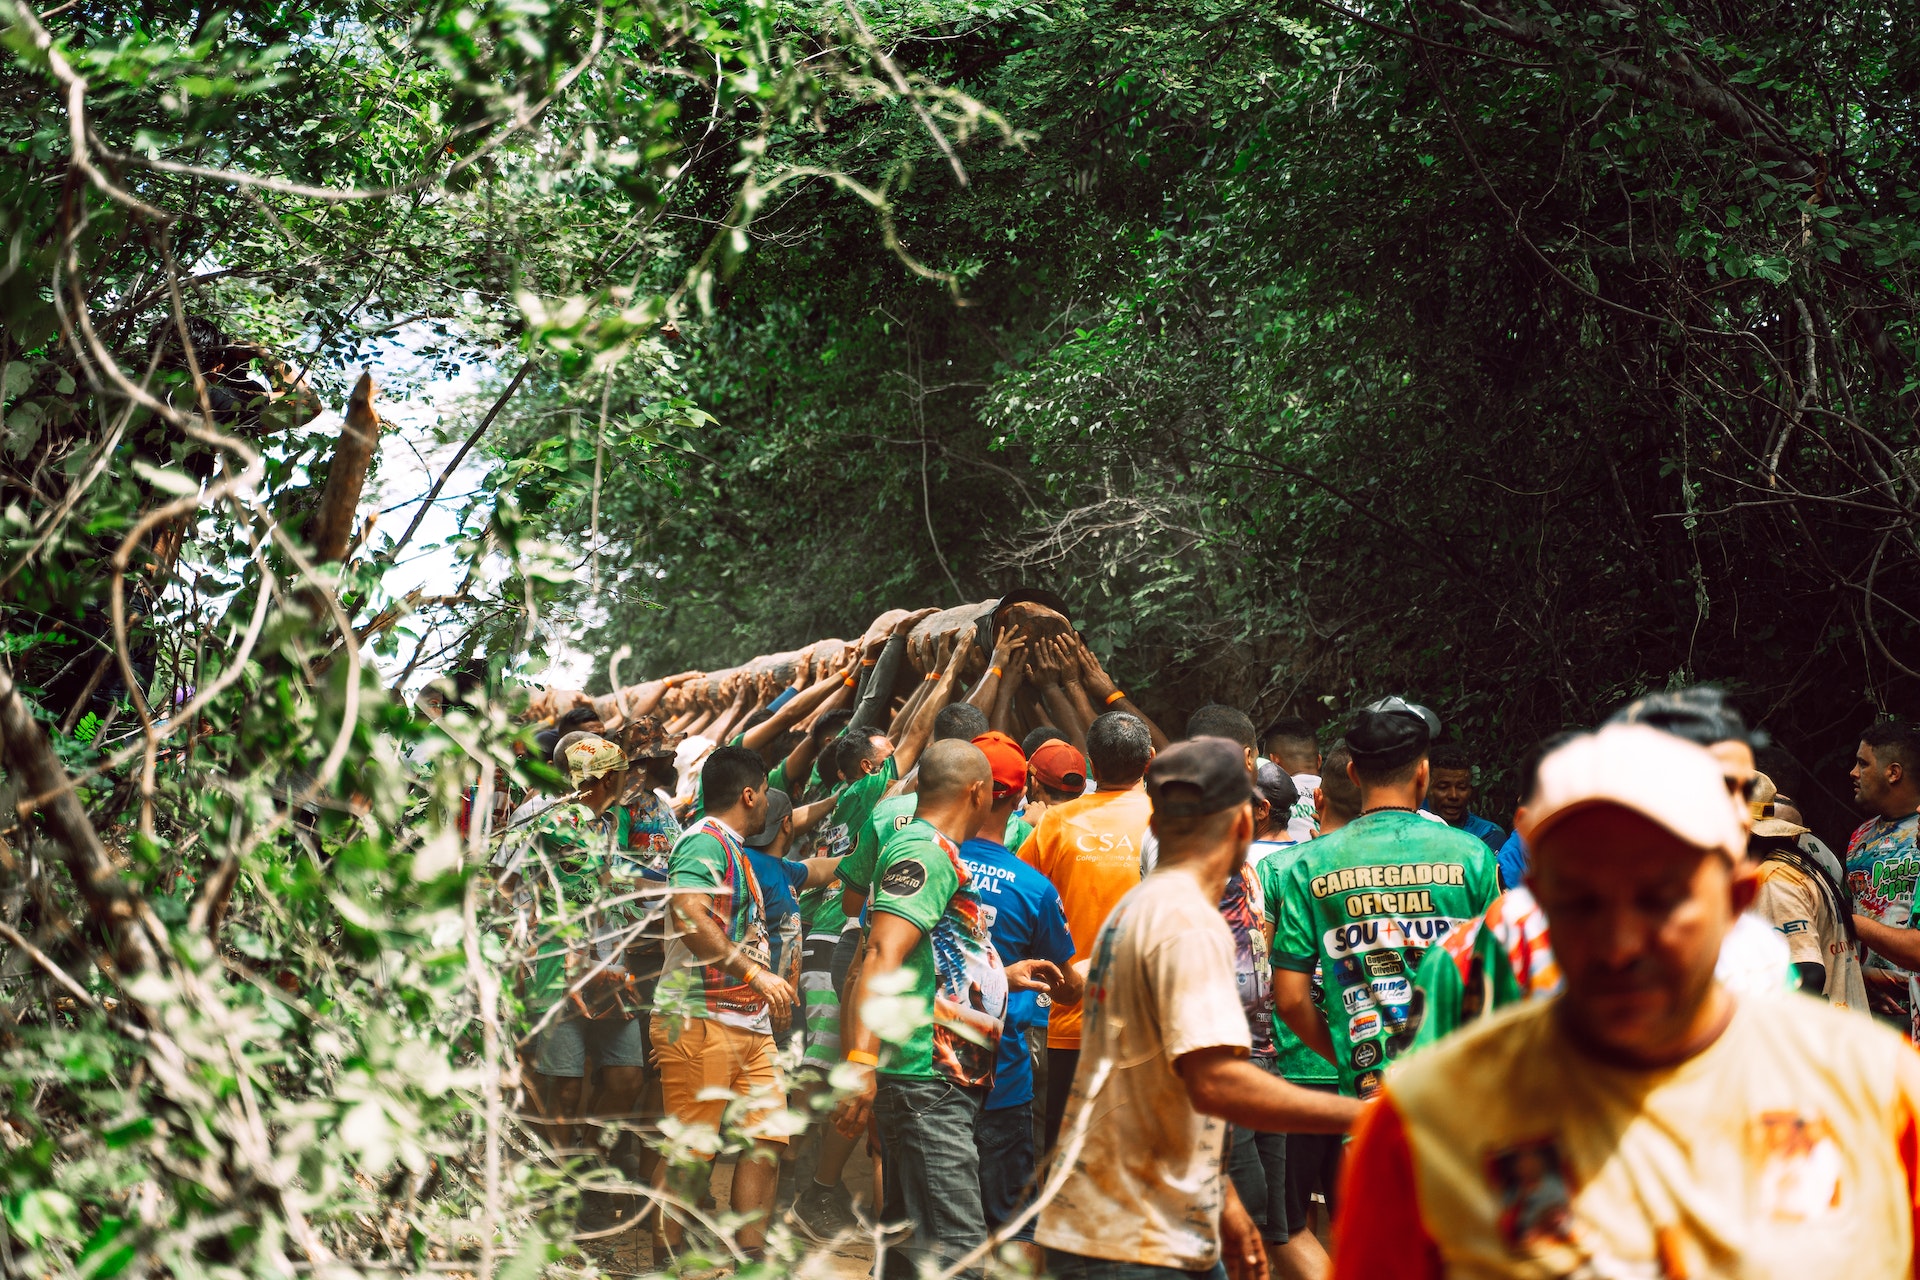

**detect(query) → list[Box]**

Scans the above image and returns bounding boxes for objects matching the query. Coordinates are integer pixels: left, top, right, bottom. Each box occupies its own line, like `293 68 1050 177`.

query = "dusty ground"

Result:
583 1138 879 1278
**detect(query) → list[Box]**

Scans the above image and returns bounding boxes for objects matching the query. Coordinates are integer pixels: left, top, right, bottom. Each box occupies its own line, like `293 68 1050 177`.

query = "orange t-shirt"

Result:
1019 784 1150 1048
1334 995 1920 1279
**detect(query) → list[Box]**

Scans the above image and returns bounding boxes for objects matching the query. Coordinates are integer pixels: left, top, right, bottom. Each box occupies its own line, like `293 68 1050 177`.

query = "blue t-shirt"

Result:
1496 828 1528 891
1421 803 1507 855
957 836 1076 1111
745 850 809 928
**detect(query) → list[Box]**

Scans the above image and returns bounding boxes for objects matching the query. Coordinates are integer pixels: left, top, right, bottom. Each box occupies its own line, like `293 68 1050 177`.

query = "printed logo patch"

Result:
1754 1112 1843 1222
1348 1010 1381 1041
1342 985 1374 1014
1321 917 1468 958
1487 1138 1579 1252
879 860 928 896
1351 1040 1382 1069
1371 976 1413 1005
1364 951 1405 979
1331 955 1366 988
1354 1070 1384 1099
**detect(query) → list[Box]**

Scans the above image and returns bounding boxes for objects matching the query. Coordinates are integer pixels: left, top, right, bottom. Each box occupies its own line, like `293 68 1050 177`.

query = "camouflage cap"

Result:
621 714 681 761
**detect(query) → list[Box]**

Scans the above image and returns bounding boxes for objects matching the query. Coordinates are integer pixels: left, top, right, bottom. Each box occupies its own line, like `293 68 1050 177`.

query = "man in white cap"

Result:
1333 724 1920 1279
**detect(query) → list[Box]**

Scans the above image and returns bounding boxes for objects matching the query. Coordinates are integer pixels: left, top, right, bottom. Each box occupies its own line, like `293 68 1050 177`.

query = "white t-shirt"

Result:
1715 910 1795 995
1286 773 1320 843
1036 867 1253 1269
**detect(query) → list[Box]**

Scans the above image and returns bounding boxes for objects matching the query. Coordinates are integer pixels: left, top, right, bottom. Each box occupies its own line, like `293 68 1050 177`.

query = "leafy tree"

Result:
0 0 1004 1273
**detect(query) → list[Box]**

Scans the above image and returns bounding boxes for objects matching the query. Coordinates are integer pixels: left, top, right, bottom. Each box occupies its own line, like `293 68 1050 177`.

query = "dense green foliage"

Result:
529 0 1920 829
0 0 999 1274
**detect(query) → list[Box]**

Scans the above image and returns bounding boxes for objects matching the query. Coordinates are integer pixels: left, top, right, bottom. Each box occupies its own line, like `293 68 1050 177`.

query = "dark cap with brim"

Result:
1346 707 1431 770
1146 737 1253 817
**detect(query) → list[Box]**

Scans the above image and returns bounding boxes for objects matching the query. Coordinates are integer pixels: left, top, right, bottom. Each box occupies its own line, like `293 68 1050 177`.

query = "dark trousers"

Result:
974 1101 1037 1240
1042 1045 1080 1155
874 1075 988 1279
1046 1250 1228 1280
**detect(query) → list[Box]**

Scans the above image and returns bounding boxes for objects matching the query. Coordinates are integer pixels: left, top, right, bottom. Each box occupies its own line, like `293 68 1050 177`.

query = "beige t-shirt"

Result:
1753 858 1870 1014
1364 993 1920 1278
1035 866 1253 1269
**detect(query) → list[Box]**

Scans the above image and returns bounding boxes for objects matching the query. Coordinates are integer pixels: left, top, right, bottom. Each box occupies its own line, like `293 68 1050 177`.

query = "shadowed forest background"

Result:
531 0 1920 837
3 0 1920 1272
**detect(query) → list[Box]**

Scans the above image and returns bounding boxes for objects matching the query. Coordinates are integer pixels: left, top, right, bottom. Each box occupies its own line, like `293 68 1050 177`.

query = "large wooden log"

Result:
522 592 1078 726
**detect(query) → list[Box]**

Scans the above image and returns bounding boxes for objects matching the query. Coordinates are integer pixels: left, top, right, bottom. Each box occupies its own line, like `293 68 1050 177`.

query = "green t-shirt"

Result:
807 758 898 863
868 819 1008 1085
768 759 791 796
841 792 919 894
517 802 633 1014
1271 811 1498 1098
656 819 773 1035
1004 812 1033 853
1253 841 1338 1087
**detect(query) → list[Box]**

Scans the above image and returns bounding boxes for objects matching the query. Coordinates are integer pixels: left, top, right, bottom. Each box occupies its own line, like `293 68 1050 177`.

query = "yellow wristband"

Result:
846 1049 881 1067
1106 689 1127 705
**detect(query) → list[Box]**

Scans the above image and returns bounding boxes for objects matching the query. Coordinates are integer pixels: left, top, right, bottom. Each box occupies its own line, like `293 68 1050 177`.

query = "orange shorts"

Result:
649 1015 789 1150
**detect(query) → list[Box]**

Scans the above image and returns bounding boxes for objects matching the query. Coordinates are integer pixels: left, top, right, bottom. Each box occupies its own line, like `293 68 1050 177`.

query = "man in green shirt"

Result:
1271 707 1498 1100
516 736 654 1150
653 745 793 1256
832 741 1064 1279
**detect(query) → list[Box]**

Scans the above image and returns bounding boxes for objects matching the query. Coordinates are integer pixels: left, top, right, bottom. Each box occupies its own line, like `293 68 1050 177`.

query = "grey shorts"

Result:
533 1013 648 1077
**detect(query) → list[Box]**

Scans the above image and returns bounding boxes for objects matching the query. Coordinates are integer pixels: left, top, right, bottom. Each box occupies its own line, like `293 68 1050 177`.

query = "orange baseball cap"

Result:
972 731 1028 799
1030 739 1089 792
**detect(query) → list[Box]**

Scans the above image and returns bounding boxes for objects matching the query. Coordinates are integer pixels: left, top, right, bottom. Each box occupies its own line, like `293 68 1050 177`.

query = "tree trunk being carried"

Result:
523 593 1078 728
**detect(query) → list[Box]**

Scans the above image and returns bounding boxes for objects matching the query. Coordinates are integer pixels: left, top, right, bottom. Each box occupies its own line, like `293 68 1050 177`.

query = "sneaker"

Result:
786 1180 857 1244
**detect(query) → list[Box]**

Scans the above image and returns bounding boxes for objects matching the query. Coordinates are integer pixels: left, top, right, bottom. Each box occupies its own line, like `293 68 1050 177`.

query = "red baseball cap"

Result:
972 731 1028 800
1030 739 1089 792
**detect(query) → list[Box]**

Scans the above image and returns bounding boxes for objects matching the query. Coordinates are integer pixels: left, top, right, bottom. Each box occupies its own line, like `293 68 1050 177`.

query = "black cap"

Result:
1253 759 1300 814
744 789 793 849
1145 738 1253 817
1346 707 1431 770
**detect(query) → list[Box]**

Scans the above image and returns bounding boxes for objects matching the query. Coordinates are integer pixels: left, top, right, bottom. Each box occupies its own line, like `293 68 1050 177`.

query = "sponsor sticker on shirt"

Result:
1322 917 1470 958
1364 951 1405 979
880 859 928 896
1348 1009 1381 1041
1342 985 1374 1014
1354 1069 1384 1099
1351 1040 1382 1069
1371 976 1413 1005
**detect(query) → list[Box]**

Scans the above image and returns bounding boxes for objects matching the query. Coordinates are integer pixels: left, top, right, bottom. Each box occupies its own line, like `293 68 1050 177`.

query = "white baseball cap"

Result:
1519 723 1746 859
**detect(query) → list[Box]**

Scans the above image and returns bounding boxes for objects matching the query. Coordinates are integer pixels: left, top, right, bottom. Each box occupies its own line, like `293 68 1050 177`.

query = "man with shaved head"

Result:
835 739 1066 1278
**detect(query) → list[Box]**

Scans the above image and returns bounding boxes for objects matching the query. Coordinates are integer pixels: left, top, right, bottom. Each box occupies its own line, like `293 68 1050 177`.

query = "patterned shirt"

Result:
656 816 773 1035
869 819 1008 1084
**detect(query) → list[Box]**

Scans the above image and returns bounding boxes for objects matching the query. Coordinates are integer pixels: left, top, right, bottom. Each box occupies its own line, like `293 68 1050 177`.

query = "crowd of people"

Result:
479 602 1920 1279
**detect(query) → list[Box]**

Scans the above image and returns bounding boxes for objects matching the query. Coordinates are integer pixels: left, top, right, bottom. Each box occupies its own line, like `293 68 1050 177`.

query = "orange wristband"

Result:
1106 690 1127 705
844 675 858 687
846 1049 880 1067
925 672 939 681
741 963 762 985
